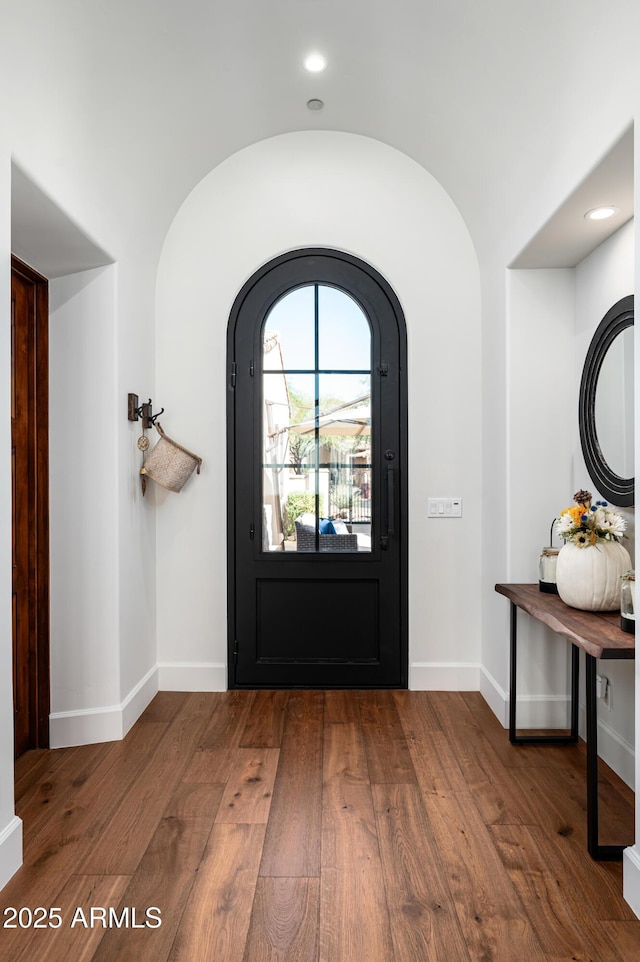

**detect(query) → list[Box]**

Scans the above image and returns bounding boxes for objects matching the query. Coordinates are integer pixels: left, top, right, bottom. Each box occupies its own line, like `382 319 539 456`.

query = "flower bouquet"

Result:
555 488 626 547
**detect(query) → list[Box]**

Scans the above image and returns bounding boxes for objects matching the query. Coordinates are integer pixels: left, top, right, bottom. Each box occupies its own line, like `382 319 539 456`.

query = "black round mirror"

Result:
579 295 634 507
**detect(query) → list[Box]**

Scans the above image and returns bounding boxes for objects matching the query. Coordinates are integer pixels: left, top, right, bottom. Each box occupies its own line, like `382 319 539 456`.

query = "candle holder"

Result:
620 571 635 634
539 547 560 593
539 519 559 594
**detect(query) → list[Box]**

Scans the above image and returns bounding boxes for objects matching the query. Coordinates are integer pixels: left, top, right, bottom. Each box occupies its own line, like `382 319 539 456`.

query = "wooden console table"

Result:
495 583 635 861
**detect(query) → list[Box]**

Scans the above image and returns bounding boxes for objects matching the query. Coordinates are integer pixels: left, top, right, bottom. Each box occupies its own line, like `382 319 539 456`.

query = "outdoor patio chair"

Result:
294 513 358 552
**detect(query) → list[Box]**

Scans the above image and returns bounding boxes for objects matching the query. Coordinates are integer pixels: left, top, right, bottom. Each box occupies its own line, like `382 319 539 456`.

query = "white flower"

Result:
556 513 575 536
602 510 626 538
593 508 607 528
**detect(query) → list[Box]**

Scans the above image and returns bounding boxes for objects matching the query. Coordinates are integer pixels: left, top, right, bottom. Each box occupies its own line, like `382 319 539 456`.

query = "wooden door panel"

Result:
11 274 34 757
10 258 49 758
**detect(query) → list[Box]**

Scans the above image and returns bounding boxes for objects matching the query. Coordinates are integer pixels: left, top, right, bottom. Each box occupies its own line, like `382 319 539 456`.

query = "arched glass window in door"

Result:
262 284 372 553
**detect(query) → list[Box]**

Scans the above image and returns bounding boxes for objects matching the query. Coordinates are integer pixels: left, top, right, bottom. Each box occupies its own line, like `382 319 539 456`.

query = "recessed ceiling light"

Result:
307 98 324 111
304 53 327 73
584 206 619 221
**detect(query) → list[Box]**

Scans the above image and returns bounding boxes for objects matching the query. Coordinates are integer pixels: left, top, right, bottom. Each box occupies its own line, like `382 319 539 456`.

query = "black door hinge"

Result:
233 640 239 663
230 362 237 388
249 522 255 540
249 360 255 377
379 362 389 376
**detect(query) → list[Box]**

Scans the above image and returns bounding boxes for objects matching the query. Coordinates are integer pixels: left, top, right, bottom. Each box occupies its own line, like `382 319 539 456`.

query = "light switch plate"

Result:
428 498 462 518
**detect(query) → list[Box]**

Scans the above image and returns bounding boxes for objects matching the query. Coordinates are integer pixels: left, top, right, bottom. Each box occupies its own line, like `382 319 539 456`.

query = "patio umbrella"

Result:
290 405 371 438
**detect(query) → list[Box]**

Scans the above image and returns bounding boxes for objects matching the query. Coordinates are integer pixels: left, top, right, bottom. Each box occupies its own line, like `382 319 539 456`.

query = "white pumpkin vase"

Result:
556 540 631 611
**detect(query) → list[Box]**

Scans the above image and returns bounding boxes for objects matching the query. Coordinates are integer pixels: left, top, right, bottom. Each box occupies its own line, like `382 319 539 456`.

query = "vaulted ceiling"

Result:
6 1 636 266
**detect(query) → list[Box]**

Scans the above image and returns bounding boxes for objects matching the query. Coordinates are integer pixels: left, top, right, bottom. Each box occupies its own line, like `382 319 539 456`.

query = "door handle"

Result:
385 464 396 541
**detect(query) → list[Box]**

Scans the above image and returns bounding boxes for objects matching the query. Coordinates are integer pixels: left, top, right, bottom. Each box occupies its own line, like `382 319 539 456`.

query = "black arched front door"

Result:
227 249 407 688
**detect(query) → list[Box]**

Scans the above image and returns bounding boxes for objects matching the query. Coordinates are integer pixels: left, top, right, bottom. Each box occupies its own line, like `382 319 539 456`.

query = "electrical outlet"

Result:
597 674 612 710
596 673 604 698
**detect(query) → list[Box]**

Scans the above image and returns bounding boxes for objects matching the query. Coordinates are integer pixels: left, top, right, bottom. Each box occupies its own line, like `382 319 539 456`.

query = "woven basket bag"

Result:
140 422 202 492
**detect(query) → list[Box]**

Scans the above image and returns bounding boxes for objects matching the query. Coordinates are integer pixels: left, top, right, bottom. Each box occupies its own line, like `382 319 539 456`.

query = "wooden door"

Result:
11 256 50 757
228 249 408 688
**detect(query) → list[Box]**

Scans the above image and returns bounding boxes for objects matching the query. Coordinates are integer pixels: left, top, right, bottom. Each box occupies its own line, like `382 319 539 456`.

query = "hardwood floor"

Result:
1 689 639 960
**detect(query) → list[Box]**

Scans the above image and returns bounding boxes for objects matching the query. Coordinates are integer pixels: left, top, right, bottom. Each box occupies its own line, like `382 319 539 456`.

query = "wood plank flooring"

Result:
1 689 639 961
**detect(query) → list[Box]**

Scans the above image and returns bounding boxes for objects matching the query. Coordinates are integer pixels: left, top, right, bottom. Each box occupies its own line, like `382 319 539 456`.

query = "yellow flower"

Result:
572 530 596 548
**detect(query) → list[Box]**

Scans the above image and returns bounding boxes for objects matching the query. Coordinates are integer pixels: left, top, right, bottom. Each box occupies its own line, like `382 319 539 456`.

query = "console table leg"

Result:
509 602 517 742
585 653 624 861
509 602 580 746
570 643 579 739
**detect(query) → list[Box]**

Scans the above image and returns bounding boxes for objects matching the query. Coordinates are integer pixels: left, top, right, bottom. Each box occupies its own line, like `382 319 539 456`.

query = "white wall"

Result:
491 267 577 727
574 220 635 783
629 161 640 907
49 268 119 710
155 131 483 691
0 28 160 887
0 191 159 890
493 222 635 787
48 266 131 745
0 159 22 890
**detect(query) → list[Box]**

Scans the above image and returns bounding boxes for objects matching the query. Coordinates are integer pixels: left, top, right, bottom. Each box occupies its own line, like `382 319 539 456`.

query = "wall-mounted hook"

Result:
128 393 165 430
141 400 165 428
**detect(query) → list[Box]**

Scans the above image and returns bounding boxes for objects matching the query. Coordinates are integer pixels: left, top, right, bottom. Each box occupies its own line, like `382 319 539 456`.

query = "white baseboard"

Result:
0 816 22 891
512 694 573 729
409 662 480 691
479 665 509 726
480 666 635 789
49 665 158 749
624 846 640 919
157 662 227 691
48 660 227 747
122 666 159 735
580 705 635 790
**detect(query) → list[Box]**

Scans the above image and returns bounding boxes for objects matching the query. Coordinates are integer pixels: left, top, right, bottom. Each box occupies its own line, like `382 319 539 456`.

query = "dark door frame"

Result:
226 247 408 688
11 255 50 752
